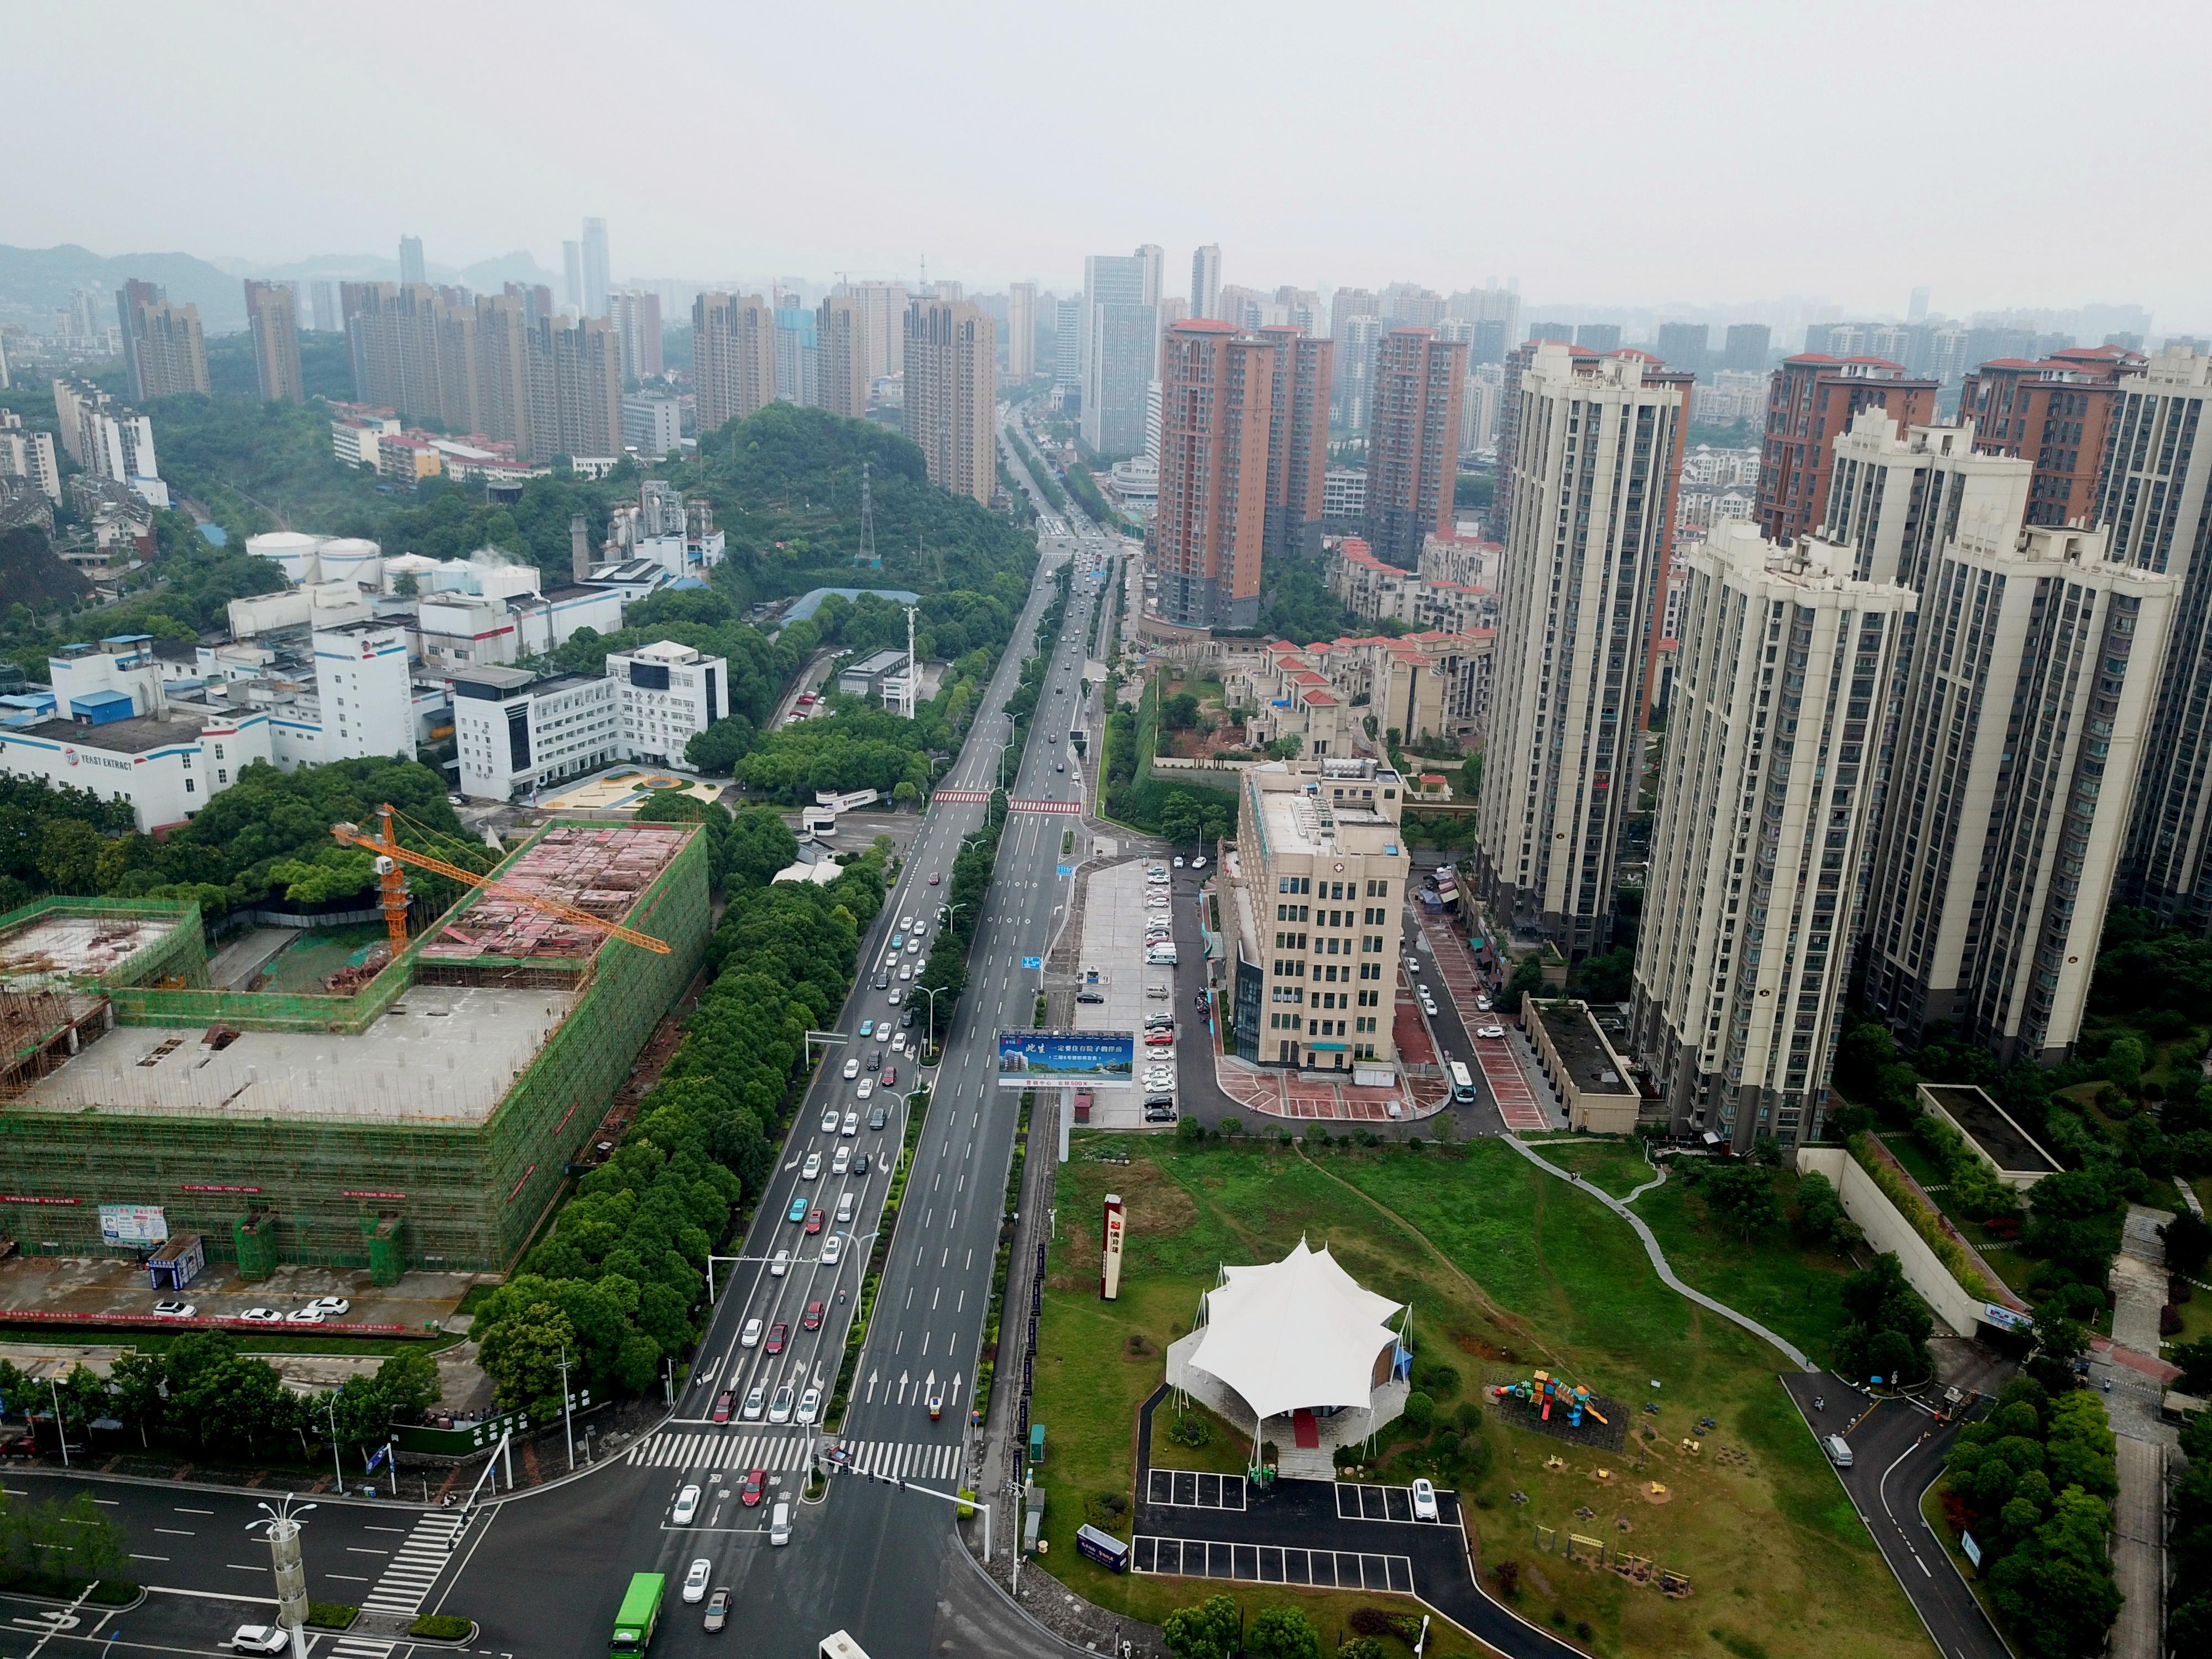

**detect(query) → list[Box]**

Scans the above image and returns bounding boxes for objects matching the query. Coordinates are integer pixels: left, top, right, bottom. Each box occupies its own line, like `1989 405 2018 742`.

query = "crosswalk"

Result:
1008 798 1079 815
325 1510 467 1659
932 789 991 805
622 1430 962 1481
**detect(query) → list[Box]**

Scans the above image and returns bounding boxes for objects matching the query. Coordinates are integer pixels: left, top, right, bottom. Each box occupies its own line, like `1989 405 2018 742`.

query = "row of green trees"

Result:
468 803 889 1423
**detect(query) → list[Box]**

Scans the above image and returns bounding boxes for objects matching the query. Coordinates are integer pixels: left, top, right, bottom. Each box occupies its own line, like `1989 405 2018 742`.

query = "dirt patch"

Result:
1056 1157 1198 1285
1454 1331 1520 1362
1642 1482 1674 1505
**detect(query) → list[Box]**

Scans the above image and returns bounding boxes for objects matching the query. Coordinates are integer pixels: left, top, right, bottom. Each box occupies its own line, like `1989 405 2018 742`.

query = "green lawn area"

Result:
1027 1134 1934 1659
1630 1171 1858 1364
1525 1135 1655 1199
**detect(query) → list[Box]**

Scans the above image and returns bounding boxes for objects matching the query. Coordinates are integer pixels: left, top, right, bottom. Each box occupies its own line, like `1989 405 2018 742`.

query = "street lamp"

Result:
914 983 954 1065
248 1497 317 1659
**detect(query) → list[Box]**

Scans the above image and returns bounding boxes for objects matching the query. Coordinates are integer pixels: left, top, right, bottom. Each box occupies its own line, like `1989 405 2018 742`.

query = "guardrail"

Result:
0 1308 431 1337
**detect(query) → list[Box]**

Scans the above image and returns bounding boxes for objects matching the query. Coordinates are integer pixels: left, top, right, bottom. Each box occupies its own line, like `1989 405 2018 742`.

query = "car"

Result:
1056 762 1065 772
1475 997 1492 1011
802 1300 825 1331
787 1196 810 1223
672 1483 703 1524
891 1031 907 1052
906 936 921 954
1191 855 1207 870
1411 1477 1439 1521
838 1109 858 1137
802 1151 822 1180
770 1249 790 1277
740 1468 765 1507
712 1385 738 1425
805 1207 824 1235
832 1145 852 1175
742 1385 766 1421
869 1105 888 1130
230 1627 289 1655
765 1321 789 1355
1146 951 1177 965
822 1233 844 1265
1145 1031 1175 1046
873 970 889 990
852 1153 871 1176
888 988 902 1005
796 1387 821 1426
740 1318 764 1349
900 1008 915 1027
880 1067 898 1088
1076 990 1104 1004
820 1107 840 1134
900 915 915 932
1143 1095 1176 1110
1144 1107 1176 1124
682 1558 712 1603
237 1307 284 1323
927 1389 943 1420
1173 855 1185 868
857 1078 874 1100
889 932 905 951
835 1191 855 1224
1145 1074 1176 1088
898 963 912 982
1048 734 1058 743
1477 1025 1507 1040
703 1587 731 1633
842 1057 860 1080
928 871 941 885
859 1018 874 1037
769 1384 795 1425
150 1300 196 1318
1145 1015 1175 1029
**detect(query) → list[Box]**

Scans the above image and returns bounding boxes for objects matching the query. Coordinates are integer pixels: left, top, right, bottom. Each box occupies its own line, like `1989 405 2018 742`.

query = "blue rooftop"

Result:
197 524 228 547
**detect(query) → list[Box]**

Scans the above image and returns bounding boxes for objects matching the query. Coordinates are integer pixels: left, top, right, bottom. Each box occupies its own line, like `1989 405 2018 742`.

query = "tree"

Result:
475 1300 579 1423
1162 692 1201 730
1569 945 1634 1003
1160 1594 1241 1659
1697 1164 1782 1240
2100 1035 2145 1092
375 1344 444 1418
2162 1211 2212 1277
2022 1170 2123 1284
1244 1604 1323 1659
1496 955 1547 1016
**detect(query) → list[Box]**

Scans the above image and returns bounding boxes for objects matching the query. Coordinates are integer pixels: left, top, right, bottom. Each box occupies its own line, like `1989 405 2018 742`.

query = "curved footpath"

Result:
1506 1138 1818 1372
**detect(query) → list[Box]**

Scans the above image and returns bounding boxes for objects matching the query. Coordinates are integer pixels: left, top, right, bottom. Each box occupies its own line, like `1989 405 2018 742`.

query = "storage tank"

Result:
244 530 325 585
317 536 383 589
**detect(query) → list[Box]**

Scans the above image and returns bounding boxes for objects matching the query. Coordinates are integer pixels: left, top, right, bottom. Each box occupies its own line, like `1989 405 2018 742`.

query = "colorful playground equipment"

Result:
1493 1369 1611 1428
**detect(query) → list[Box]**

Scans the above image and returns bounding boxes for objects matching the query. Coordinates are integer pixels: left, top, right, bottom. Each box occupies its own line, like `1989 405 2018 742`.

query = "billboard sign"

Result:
1101 1194 1125 1301
1982 1303 2032 1334
997 1030 1134 1088
99 1204 168 1246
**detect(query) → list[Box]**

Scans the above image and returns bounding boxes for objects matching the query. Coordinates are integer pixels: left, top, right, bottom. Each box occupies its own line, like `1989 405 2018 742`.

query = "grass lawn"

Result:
1630 1171 1858 1365
1525 1136 1654 1199
1918 1477 2006 1634
1027 1134 1934 1659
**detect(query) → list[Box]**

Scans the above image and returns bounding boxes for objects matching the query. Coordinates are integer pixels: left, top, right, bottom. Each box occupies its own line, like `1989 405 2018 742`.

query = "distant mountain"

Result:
0 244 249 332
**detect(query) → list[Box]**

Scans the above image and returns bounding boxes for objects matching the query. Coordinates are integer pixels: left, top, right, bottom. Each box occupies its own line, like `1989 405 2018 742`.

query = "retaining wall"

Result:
1797 1146 1986 1338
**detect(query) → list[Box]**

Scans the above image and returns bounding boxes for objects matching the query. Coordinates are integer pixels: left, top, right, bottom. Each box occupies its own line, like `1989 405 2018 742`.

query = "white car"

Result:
770 1250 790 1277
832 1145 851 1175
821 1108 841 1134
303 1297 351 1317
906 938 921 954
822 1235 843 1265
842 1057 860 1080
842 1109 860 1135
769 1384 795 1425
230 1627 288 1655
672 1483 703 1524
1191 856 1207 870
150 1300 196 1318
1477 1025 1507 1040
888 989 901 1005
682 1558 712 1603
1411 1477 1439 1521
891 1032 907 1053
795 1387 821 1426
899 915 914 932
1173 855 1185 868
802 1151 822 1180
284 1308 326 1324
742 1385 766 1421
898 963 912 981
237 1307 284 1323
857 1079 874 1100
741 1317 764 1348
1475 997 1493 1011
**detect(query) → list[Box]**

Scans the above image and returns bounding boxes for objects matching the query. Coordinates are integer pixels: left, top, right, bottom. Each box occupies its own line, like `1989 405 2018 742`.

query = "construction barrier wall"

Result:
0 822 709 1271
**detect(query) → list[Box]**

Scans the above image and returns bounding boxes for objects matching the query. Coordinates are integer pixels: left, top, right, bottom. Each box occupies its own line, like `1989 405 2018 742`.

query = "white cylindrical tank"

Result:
317 536 383 588
475 563 542 601
245 530 325 585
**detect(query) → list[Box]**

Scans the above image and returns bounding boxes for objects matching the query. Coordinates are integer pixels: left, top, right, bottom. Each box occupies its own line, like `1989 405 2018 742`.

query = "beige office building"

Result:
903 299 995 505
692 292 777 434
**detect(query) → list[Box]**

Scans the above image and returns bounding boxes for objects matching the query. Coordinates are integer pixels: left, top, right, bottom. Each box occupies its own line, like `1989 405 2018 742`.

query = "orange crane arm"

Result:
332 815 672 954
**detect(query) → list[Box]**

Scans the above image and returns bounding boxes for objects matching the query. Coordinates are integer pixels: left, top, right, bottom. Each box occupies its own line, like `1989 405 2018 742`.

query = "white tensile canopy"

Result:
1186 1238 1405 1423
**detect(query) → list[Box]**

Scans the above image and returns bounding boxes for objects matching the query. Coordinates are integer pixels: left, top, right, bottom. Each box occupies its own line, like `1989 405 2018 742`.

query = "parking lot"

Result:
1070 858 1182 1128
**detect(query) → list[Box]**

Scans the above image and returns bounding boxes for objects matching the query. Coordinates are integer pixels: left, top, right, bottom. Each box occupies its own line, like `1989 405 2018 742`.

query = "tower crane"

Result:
332 805 671 956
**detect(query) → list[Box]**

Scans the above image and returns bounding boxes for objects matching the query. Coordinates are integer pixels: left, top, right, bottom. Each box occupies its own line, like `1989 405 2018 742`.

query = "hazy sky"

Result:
19 0 2212 327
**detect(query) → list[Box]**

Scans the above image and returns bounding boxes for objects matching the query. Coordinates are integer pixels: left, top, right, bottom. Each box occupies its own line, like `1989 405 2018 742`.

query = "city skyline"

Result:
11 2 2212 328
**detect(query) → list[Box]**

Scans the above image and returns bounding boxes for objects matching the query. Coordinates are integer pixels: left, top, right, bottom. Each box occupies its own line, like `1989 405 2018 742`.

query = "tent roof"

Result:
1186 1238 1404 1421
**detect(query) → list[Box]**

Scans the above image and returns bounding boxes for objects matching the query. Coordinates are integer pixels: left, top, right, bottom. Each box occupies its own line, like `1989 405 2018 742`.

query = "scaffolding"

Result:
0 822 711 1271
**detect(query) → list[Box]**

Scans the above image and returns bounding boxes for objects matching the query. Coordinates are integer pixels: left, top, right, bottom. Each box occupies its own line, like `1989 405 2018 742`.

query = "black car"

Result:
853 1152 871 1175
900 1008 916 1027
1077 990 1104 1004
874 970 890 990
1142 1095 1175 1111
868 1105 888 1130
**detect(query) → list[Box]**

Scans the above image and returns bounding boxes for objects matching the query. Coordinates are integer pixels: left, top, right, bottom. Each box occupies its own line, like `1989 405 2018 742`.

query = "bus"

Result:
611 1573 666 1659
1446 1060 1478 1105
818 1635 873 1659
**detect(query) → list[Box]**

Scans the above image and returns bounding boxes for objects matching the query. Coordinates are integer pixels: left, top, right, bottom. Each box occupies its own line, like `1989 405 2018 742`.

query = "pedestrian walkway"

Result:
324 1510 467 1659
623 1430 814 1471
932 788 990 804
2104 1204 2173 1659
1008 798 1080 815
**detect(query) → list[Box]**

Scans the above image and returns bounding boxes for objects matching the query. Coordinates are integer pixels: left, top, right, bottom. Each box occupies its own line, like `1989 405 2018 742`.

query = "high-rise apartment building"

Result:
1330 288 1378 342
1822 409 2031 587
1721 324 1770 372
116 280 209 401
1756 356 1938 545
1630 525 1911 1150
1079 249 1159 458
844 281 905 383
1380 283 1447 327
1361 328 1466 568
1575 323 1621 353
310 281 337 333
1958 345 2141 527
773 299 818 406
563 242 583 315
1005 282 1036 383
608 289 662 381
1054 296 1082 395
581 219 611 317
1655 323 1709 373
1153 321 1284 628
552 316 623 457
1275 287 1321 336
1218 757 1411 1070
902 299 995 506
1259 326 1332 561
1190 246 1221 322
1450 286 1522 366
398 236 425 288
1334 315 1385 431
1474 343 1686 959
51 378 158 488
816 295 870 419
242 280 304 404
690 293 774 435
1863 521 2175 1064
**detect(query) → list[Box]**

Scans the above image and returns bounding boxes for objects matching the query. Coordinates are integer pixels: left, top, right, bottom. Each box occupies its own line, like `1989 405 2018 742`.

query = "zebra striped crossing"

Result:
324 1510 467 1659
623 1430 961 1482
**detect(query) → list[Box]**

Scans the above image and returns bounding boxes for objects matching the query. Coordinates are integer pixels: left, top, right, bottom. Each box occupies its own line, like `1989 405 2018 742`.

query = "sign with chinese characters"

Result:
1101 1194 1125 1301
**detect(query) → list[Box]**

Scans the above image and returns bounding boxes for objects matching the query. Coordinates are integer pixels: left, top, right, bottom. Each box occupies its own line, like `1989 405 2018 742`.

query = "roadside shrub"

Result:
1489 1560 1521 1600
1244 1604 1322 1659
1083 1491 1130 1533
305 1605 357 1630
409 1615 471 1641
1415 1361 1460 1397
1166 1412 1213 1449
1402 1391 1436 1432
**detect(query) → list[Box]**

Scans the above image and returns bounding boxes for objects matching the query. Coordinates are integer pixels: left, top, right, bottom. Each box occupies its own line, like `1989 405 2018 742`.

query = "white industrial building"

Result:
452 640 727 801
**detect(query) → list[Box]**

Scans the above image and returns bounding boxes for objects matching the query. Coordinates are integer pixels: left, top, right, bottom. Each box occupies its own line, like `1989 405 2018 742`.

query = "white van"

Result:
1146 981 1170 999
836 1191 857 1224
1825 1434 1853 1468
769 1499 792 1546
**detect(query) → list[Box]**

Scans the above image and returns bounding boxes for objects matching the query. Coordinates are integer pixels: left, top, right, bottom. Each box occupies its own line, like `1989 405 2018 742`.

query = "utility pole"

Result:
48 1378 67 1469
559 1347 576 1473
325 1395 344 1490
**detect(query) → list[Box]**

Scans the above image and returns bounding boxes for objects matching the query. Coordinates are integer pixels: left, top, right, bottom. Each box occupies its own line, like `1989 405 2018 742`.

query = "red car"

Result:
805 1207 824 1235
928 872 941 885
765 1322 789 1355
740 1468 765 1507
712 1390 735 1424
1145 1031 1175 1046
802 1300 825 1331
879 1067 898 1088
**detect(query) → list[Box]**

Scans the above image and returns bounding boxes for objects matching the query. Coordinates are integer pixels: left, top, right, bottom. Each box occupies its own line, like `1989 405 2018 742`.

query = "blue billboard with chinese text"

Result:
996 1029 1135 1088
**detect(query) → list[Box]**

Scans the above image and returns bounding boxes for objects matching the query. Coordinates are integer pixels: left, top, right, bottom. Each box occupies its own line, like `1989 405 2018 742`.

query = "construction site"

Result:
0 820 709 1277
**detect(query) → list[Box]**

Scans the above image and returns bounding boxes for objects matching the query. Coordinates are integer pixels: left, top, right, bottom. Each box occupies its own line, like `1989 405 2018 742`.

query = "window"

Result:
184 778 195 794
217 769 228 784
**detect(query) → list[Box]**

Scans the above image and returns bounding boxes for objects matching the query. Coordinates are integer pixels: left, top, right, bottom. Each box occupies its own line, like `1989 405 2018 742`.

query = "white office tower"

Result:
1190 244 1221 322
1079 251 1160 458
2096 349 2212 924
312 619 418 763
1821 409 2031 586
1630 526 1911 1151
1472 342 1686 961
1861 522 2176 1063
1005 282 1036 382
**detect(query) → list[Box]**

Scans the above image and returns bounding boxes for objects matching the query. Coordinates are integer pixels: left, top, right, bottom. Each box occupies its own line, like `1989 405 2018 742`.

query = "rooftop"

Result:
1533 1000 1635 1096
0 912 180 989
11 713 208 755
1922 1083 2060 1176
417 823 690 962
